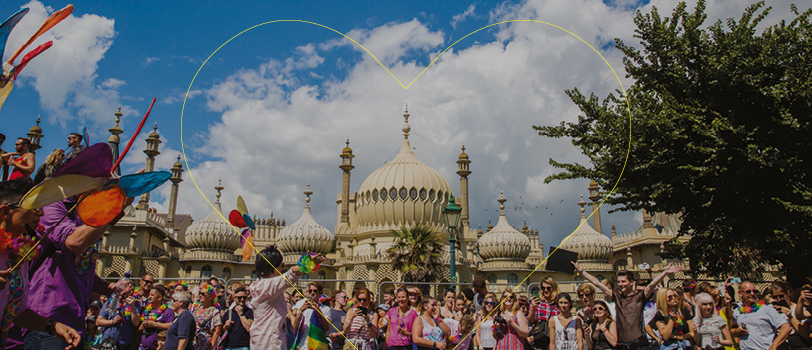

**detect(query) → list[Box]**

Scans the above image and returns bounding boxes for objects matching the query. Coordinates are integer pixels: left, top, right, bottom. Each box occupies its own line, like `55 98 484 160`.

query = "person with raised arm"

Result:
572 261 682 350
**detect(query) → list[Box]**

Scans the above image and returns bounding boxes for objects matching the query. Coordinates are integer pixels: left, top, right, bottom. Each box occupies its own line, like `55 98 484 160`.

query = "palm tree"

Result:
386 224 445 283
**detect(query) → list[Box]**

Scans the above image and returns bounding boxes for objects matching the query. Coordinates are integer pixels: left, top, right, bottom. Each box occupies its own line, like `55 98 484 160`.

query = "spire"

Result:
498 191 507 216
26 114 43 153
402 106 411 139
487 218 493 231
578 194 587 219
612 224 617 237
304 183 312 208
215 179 224 205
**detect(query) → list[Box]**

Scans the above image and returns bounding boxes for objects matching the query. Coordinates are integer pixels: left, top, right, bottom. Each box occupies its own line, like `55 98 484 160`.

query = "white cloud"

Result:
145 57 160 65
161 0 802 250
7 1 122 126
162 89 202 104
101 78 126 89
451 5 476 29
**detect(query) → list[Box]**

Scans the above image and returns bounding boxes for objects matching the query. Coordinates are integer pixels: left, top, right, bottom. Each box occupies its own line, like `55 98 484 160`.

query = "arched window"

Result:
201 265 212 278
595 274 606 282
487 274 497 285
223 267 232 281
507 273 518 284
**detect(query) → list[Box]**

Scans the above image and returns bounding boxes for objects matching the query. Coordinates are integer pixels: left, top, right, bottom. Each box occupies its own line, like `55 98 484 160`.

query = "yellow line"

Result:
179 19 633 350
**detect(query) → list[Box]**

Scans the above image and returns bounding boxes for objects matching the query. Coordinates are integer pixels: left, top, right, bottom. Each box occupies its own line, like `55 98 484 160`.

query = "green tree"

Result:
386 224 445 283
535 0 812 286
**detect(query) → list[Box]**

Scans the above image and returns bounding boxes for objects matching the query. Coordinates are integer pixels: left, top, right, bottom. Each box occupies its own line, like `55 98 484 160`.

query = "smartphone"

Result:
730 277 741 284
773 300 789 308
531 286 540 299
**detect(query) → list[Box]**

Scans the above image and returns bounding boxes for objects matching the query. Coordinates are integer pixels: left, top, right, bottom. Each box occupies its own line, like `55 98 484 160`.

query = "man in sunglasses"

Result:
137 274 154 304
221 287 253 350
731 281 790 350
0 180 81 348
291 282 331 350
574 261 681 350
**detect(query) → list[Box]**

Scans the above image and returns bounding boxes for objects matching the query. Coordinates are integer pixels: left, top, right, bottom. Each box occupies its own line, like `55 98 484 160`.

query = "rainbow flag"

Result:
306 309 329 350
290 308 329 350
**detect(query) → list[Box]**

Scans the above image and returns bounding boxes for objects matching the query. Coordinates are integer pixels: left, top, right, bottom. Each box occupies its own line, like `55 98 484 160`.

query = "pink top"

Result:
386 307 418 346
249 269 300 349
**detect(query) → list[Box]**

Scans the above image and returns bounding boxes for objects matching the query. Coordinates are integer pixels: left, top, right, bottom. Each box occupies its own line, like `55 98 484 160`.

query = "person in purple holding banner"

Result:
136 285 175 350
23 191 135 350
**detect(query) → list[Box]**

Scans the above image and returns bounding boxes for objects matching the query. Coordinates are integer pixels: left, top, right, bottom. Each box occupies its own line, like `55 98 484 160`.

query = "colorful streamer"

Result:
55 143 113 178
82 127 90 147
76 185 126 227
115 171 172 197
5 4 73 65
297 253 320 274
19 174 105 210
111 97 156 173
0 8 29 63
12 40 52 80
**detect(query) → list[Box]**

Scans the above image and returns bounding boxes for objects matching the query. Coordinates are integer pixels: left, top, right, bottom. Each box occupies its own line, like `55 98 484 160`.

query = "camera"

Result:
494 314 507 325
802 285 812 293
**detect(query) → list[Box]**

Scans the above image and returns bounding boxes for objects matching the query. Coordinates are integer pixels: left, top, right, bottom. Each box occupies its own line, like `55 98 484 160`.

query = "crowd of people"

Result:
2 131 812 350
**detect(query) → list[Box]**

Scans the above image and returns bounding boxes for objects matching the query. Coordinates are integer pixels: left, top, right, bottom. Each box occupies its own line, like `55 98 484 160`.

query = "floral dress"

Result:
192 306 222 350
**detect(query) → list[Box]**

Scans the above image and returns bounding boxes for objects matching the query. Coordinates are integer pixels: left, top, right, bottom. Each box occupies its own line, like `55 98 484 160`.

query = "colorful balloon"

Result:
19 174 105 210
114 171 172 197
297 253 321 274
237 195 248 216
229 210 246 228
76 185 126 227
243 213 255 230
55 143 113 178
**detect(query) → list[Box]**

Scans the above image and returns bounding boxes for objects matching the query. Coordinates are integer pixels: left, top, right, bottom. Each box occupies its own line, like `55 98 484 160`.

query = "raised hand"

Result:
664 263 682 274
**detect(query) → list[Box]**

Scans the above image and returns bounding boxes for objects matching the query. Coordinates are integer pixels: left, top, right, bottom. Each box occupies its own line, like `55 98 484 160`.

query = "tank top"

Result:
590 320 613 350
421 316 444 343
347 314 371 339
480 319 497 348
495 315 523 350
9 154 30 180
554 315 578 350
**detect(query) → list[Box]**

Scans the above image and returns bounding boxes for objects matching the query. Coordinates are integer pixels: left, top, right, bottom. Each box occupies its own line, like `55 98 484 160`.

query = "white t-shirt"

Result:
291 299 332 350
733 304 787 350
695 315 726 348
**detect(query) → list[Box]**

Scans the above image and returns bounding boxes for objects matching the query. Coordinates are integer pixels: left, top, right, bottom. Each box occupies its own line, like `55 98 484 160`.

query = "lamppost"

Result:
443 194 462 288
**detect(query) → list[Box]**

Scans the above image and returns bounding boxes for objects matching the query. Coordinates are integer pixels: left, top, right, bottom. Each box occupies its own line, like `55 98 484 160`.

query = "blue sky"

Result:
1 0 803 252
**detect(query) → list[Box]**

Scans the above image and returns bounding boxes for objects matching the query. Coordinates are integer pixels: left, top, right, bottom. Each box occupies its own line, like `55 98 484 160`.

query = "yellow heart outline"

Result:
178 20 632 350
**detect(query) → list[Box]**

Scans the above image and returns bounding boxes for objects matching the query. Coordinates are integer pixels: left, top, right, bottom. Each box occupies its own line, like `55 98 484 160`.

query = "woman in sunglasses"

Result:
474 293 499 350
549 293 582 350
529 276 561 327
584 300 616 350
651 288 693 350
344 287 378 350
494 289 530 350
386 286 418 350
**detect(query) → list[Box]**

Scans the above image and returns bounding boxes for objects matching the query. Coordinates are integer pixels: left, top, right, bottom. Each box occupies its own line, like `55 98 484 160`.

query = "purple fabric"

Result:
54 143 112 178
116 171 172 197
240 229 250 248
27 199 100 336
139 308 175 350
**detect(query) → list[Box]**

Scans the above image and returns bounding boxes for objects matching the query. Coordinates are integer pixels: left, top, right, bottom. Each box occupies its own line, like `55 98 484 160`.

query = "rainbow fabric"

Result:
290 308 329 350
738 300 765 314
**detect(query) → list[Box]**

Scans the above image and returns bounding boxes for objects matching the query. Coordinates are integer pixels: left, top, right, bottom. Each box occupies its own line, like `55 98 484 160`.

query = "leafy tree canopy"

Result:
535 0 811 286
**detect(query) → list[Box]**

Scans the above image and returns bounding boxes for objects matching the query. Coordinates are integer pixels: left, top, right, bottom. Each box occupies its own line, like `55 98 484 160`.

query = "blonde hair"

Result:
500 289 520 314
541 276 560 301
45 149 64 166
479 292 498 319
577 283 596 295
409 287 424 313
656 288 685 317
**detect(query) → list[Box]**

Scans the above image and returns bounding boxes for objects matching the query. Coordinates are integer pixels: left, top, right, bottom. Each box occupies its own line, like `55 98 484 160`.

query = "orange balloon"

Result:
77 185 126 227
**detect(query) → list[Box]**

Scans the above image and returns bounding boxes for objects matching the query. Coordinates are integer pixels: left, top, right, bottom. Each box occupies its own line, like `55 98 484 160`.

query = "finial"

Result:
487 217 493 231
304 183 313 207
177 154 181 161
524 219 527 225
612 224 617 237
154 121 158 132
36 114 41 126
578 194 586 217
461 143 465 152
346 138 350 147
498 191 506 215
215 179 224 203
402 106 411 139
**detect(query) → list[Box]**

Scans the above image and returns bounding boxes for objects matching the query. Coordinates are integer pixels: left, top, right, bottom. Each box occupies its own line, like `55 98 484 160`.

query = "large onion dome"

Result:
277 185 333 257
477 192 531 269
355 108 454 231
558 195 613 270
184 181 241 253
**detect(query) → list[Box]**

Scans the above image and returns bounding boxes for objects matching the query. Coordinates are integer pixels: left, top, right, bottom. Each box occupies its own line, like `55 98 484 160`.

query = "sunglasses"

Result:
666 294 678 300
235 296 247 300
484 301 495 305
358 298 367 302
592 307 605 311
503 295 515 300
307 289 319 293
144 280 154 284
578 293 593 298
741 289 758 295
773 294 786 300
541 286 553 291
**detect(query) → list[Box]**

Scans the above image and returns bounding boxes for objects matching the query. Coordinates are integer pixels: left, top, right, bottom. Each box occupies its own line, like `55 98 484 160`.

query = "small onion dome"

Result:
559 195 613 261
277 185 333 255
185 182 240 252
148 122 160 139
29 116 42 134
341 138 354 156
173 155 183 169
458 144 469 160
478 192 531 261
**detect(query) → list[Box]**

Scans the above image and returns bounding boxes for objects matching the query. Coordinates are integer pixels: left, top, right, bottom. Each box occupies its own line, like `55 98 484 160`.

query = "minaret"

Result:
588 181 603 234
108 107 124 176
26 115 43 154
456 144 471 230
165 155 184 235
214 179 224 212
339 138 354 225
137 123 161 210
